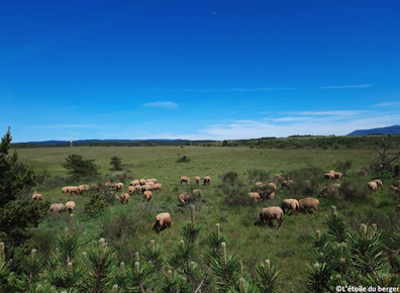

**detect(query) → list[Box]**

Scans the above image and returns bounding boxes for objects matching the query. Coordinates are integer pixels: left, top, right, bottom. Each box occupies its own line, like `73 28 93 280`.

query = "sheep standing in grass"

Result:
50 203 65 214
153 183 162 191
130 180 140 186
140 179 146 186
368 181 378 193
179 192 191 205
334 172 343 179
268 183 277 191
32 192 43 201
195 176 201 185
259 190 275 200
281 199 299 214
255 182 265 188
255 207 283 229
281 180 293 189
153 213 173 234
248 192 261 202
203 176 211 185
324 173 335 180
120 193 130 204
115 182 123 192
128 186 136 195
144 191 152 202
147 178 158 184
65 201 76 213
298 198 320 214
192 189 202 198
373 179 383 189
180 176 190 185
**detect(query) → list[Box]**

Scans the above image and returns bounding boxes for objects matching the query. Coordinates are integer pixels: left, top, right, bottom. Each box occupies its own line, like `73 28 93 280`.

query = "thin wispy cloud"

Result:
374 101 400 107
265 116 313 122
317 84 372 89
146 84 372 92
284 110 372 116
143 101 179 109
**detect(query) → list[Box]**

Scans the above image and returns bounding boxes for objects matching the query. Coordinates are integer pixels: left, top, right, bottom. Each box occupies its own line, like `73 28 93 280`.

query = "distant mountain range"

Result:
347 125 400 136
12 139 219 147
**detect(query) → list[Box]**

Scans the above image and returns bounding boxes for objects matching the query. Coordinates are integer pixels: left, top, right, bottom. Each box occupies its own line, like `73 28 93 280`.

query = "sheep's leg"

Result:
277 219 282 229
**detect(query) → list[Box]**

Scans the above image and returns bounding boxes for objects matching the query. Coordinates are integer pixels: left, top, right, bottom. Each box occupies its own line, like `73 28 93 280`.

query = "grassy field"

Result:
16 146 400 292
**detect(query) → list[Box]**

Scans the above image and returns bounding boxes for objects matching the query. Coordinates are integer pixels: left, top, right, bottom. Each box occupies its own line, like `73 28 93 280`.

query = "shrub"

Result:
220 171 238 185
333 160 353 174
338 179 369 200
84 191 107 217
176 155 191 163
62 154 101 180
110 156 123 171
283 166 325 198
247 169 269 182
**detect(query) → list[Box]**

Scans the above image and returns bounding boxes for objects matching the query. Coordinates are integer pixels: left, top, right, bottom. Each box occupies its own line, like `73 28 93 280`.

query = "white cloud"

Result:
265 116 313 122
374 101 400 107
284 110 371 116
142 101 179 109
317 84 372 89
147 84 372 92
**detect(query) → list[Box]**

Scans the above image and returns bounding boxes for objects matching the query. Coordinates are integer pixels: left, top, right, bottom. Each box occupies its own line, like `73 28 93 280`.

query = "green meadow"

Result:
16 146 400 292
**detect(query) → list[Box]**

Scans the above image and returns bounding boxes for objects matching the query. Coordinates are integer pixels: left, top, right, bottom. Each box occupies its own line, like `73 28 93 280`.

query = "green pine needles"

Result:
306 206 400 292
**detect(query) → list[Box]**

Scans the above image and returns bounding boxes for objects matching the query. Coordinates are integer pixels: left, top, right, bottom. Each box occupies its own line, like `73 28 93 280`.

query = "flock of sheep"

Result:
33 170 400 233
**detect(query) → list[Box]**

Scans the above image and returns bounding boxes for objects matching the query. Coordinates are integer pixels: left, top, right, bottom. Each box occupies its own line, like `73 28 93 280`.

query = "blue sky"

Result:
1 0 400 142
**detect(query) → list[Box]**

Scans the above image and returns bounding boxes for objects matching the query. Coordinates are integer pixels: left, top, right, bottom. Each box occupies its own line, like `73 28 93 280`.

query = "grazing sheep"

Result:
274 174 284 184
78 185 89 194
281 180 293 189
192 189 202 198
147 178 158 184
62 186 81 195
255 182 265 188
373 179 383 189
203 176 211 185
128 186 136 195
146 181 155 187
135 185 141 192
281 199 299 214
259 190 275 200
179 192 191 205
319 184 341 197
153 183 162 191
334 172 343 179
141 185 154 192
50 203 65 214
32 192 43 201
255 207 283 228
329 170 336 174
324 173 335 180
180 176 190 185
130 180 140 186
268 183 277 191
389 186 400 198
368 181 378 193
195 176 201 185
143 191 152 202
120 193 130 204
115 182 124 192
140 179 146 186
65 201 76 213
153 212 173 234
248 192 261 202
298 198 320 214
